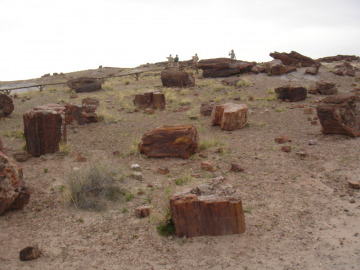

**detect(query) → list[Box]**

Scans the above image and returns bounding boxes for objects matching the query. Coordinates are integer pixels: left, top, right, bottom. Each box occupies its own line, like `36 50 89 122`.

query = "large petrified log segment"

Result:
265 60 287 75
67 77 102 93
316 81 337 95
0 93 14 117
316 95 360 137
270 51 319 67
65 98 99 125
0 151 30 215
211 103 248 131
139 125 198 159
197 58 256 78
133 91 166 110
275 86 307 102
333 62 356 77
23 105 64 157
161 70 195 88
170 177 246 237
317 55 360 63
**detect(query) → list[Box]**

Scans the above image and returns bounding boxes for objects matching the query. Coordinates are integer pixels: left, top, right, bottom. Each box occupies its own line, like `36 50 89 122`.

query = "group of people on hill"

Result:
166 49 236 69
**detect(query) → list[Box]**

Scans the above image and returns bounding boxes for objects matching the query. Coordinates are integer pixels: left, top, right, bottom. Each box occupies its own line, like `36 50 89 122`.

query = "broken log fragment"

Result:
275 86 307 102
67 77 102 93
211 103 248 131
161 70 195 88
316 95 360 137
133 90 165 110
0 93 14 117
197 58 255 78
170 177 246 237
139 124 198 159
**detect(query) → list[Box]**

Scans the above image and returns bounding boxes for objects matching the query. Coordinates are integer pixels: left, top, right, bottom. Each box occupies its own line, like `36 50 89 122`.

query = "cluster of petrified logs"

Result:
197 58 255 78
0 93 14 117
161 70 195 88
170 177 246 237
67 77 102 93
0 149 30 215
133 90 165 110
23 98 99 157
308 81 338 95
316 95 360 137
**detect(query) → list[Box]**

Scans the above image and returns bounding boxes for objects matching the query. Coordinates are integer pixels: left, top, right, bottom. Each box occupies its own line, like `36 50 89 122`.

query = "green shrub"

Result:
157 211 175 236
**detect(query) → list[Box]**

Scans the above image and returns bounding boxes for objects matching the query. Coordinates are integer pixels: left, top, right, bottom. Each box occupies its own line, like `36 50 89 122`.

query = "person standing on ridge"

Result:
229 49 236 59
174 54 179 69
167 54 174 67
192 53 199 74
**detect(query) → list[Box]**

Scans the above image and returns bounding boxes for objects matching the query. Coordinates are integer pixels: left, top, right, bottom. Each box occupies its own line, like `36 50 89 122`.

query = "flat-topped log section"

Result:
161 70 195 88
275 86 307 102
139 124 198 159
170 177 246 237
133 90 165 110
316 95 360 137
211 103 248 131
197 58 255 78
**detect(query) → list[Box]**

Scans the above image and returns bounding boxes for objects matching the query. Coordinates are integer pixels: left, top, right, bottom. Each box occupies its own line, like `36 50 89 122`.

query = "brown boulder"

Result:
200 102 217 116
316 81 337 95
305 65 320 75
161 70 195 88
0 93 14 117
19 245 40 261
270 51 320 67
275 86 307 102
0 151 30 215
316 95 360 137
221 77 240 86
67 77 102 93
211 103 248 131
251 65 266 74
65 98 98 125
197 58 256 78
265 60 287 75
317 55 360 63
333 62 356 77
170 177 246 237
13 151 29 162
23 104 65 157
133 90 166 110
135 206 150 218
139 124 198 159
201 160 217 172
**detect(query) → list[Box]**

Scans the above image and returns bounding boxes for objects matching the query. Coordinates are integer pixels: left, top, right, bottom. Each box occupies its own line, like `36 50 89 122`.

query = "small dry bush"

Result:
68 164 123 211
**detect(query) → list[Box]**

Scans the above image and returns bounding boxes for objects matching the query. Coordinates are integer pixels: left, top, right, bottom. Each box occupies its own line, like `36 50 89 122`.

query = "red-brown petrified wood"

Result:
197 58 255 78
275 86 307 102
316 95 360 137
160 70 195 88
133 90 166 110
211 103 248 131
139 125 198 159
0 93 14 117
170 177 246 237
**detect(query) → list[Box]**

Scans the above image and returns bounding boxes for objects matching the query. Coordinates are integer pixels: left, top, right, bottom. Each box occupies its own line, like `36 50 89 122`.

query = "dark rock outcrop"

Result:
275 86 307 102
0 93 14 117
270 51 319 67
161 70 195 88
197 58 256 78
317 55 360 63
67 77 102 93
333 62 356 77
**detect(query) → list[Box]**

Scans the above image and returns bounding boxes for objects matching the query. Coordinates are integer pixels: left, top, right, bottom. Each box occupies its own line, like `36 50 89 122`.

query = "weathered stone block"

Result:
275 86 307 102
211 103 248 131
67 77 102 93
161 70 195 88
133 90 165 110
0 93 14 117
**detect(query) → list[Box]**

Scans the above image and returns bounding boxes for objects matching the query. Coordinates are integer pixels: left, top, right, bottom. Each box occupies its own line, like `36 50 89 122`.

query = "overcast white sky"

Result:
1 0 359 81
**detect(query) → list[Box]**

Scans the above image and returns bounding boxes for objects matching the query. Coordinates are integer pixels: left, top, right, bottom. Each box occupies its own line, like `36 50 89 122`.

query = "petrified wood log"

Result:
139 124 198 159
23 104 64 157
161 70 195 88
275 86 307 102
65 98 98 125
0 93 14 117
170 177 246 237
270 51 320 67
133 90 165 110
211 103 248 131
316 81 337 95
67 77 102 93
265 60 287 75
316 95 360 137
333 62 356 77
317 55 360 63
0 151 30 215
197 58 256 78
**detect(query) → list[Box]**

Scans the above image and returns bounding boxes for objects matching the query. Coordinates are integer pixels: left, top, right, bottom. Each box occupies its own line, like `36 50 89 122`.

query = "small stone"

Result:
135 206 150 218
192 173 201 178
201 160 217 172
303 107 313 114
35 206 42 212
281 146 292 153
350 199 356 204
19 245 40 261
13 151 29 162
112 151 120 156
144 108 155 115
132 172 143 180
72 151 87 162
147 183 153 188
348 181 360 189
157 167 170 175
275 136 292 144
189 116 198 120
296 151 308 159
131 164 141 171
311 120 318 125
309 140 317 145
230 163 245 172
199 151 208 158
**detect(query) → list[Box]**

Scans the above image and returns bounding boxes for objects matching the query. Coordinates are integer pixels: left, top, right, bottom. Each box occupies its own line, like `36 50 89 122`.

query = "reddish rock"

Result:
157 167 170 175
0 151 30 215
72 151 87 162
23 104 64 157
265 60 287 75
317 55 360 63
311 120 318 125
170 177 246 237
19 245 40 261
0 93 14 117
201 160 217 172
281 146 292 153
303 107 313 114
286 66 297 74
251 65 266 74
65 100 98 125
275 136 292 144
275 86 307 102
197 58 256 78
270 51 320 67
348 181 360 189
221 77 240 86
139 125 198 159
316 81 337 95
211 103 248 131
133 90 165 110
67 77 102 93
200 102 217 116
13 151 29 162
230 163 245 172
82 97 100 108
296 151 308 159
305 65 320 75
0 139 3 150
161 70 195 88
135 206 150 218
316 95 360 137
333 62 356 77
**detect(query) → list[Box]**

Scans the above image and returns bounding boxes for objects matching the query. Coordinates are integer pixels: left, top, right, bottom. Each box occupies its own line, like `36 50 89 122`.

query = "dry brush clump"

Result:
67 163 124 211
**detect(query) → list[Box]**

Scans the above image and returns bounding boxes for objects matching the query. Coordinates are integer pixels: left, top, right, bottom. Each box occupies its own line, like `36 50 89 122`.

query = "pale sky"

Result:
1 0 359 81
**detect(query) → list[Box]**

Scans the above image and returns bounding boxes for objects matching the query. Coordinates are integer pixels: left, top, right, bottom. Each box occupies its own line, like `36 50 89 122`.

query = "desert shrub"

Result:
68 164 123 211
157 210 175 236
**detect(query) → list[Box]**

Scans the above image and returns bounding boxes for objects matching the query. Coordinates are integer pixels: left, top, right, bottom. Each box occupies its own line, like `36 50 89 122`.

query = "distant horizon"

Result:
1 0 359 81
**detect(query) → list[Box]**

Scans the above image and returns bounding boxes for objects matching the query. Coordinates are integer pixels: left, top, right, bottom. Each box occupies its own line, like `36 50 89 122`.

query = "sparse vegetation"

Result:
174 173 193 186
157 210 175 237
